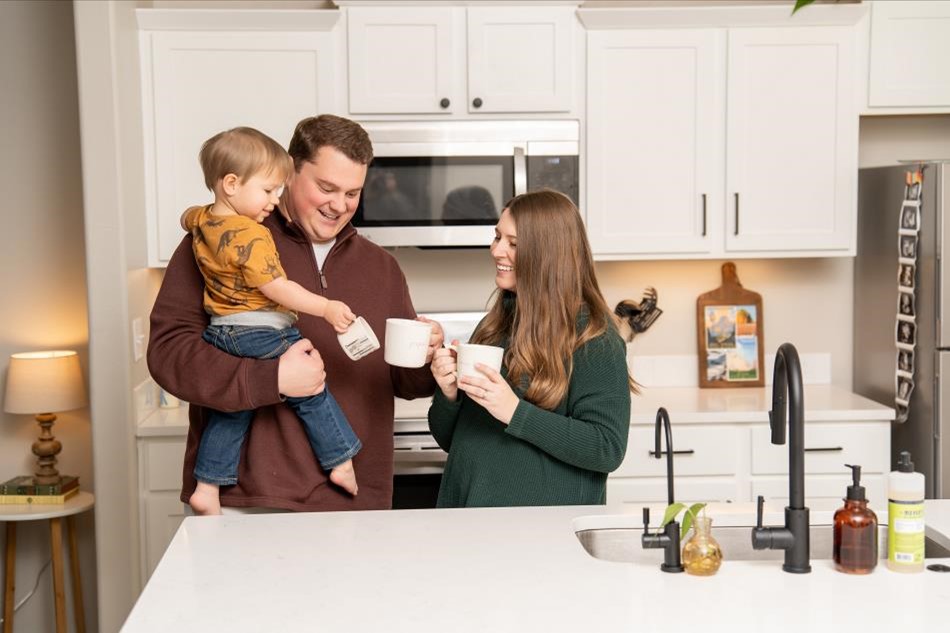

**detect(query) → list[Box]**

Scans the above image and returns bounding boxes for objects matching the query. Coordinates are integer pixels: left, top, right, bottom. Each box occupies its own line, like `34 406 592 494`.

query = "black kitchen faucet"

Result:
751 342 812 573
641 407 684 573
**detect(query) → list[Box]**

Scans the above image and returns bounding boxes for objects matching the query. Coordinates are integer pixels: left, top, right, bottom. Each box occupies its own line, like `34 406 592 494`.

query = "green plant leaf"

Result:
680 503 708 540
791 0 816 15
661 502 685 528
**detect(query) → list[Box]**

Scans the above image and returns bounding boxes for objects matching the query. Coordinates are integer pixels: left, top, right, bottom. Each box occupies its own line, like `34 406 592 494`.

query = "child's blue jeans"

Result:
194 324 361 486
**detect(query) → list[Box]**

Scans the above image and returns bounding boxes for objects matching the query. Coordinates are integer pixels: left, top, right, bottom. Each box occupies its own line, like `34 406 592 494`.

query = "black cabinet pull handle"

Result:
472 97 483 108
734 192 740 236
702 193 707 237
648 449 696 457
439 98 450 109
804 446 844 453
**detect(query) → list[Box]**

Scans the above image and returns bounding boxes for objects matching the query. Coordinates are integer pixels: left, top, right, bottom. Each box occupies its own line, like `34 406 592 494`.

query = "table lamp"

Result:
4 350 87 484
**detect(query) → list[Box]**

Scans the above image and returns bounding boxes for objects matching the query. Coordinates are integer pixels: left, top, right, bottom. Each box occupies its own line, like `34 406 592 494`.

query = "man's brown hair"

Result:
199 127 293 190
287 114 374 171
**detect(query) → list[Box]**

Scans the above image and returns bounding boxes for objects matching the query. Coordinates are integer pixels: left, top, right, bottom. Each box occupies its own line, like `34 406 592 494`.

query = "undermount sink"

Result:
576 524 950 564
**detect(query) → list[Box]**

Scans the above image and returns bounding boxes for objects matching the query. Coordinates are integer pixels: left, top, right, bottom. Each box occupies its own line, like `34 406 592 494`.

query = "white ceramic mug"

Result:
449 343 505 380
384 318 433 368
337 316 380 361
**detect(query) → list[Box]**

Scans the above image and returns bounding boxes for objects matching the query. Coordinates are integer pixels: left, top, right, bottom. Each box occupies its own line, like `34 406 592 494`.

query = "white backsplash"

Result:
630 351 831 388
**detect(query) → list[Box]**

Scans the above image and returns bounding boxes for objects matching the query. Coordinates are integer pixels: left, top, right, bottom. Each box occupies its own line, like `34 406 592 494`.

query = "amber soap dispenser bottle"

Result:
833 464 879 574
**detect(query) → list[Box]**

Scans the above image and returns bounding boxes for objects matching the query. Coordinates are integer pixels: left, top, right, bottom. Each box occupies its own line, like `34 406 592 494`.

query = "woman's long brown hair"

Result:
471 190 636 410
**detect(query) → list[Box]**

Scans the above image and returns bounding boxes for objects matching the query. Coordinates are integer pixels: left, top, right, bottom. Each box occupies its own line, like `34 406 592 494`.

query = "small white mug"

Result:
384 318 434 368
449 342 504 380
337 316 380 361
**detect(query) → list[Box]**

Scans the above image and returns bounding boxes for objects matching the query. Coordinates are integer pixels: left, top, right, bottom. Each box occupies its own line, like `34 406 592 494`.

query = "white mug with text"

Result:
449 342 505 380
384 318 433 368
337 316 380 361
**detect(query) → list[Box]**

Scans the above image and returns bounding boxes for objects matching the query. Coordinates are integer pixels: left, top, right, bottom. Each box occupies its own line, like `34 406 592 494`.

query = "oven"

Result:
391 311 485 509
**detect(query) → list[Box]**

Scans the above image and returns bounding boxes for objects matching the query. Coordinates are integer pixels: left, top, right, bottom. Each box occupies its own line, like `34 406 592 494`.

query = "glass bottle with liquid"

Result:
833 464 878 574
682 515 723 576
887 451 925 573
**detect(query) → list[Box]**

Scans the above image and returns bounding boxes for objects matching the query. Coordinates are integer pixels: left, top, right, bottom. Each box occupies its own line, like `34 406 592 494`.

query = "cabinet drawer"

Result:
142 438 186 491
752 474 886 512
607 478 739 505
614 425 739 477
750 423 889 475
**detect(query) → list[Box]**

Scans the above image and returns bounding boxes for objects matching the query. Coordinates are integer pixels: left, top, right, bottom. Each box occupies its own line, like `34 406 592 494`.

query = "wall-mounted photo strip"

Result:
899 234 918 260
897 318 916 347
900 203 920 231
898 349 914 374
899 291 916 318
896 375 915 407
899 262 916 290
905 181 921 202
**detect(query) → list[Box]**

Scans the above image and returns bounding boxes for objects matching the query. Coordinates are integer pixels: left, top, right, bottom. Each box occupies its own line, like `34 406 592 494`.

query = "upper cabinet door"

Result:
347 7 461 114
466 7 574 113
868 0 950 108
586 29 723 256
726 26 857 253
143 30 338 265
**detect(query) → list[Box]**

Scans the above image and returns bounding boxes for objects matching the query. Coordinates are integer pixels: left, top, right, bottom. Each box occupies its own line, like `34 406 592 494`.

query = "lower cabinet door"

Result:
143 492 187 581
607 477 739 505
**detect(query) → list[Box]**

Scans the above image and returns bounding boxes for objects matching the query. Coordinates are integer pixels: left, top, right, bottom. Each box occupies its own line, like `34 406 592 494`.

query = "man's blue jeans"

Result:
194 324 361 486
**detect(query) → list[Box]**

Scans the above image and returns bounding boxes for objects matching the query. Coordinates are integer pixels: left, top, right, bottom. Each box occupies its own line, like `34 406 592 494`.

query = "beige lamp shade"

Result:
4 350 87 414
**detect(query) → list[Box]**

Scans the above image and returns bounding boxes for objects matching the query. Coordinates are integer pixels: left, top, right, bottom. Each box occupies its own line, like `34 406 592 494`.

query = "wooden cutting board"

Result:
696 262 765 388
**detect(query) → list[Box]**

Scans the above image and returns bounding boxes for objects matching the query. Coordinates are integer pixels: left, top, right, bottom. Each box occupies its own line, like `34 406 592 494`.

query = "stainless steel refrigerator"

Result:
854 161 949 498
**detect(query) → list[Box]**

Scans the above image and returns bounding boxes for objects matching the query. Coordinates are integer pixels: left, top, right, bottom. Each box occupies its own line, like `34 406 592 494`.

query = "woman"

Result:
428 190 633 507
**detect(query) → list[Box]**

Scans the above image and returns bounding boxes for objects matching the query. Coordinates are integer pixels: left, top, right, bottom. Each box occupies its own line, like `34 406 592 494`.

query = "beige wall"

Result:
0 2 97 632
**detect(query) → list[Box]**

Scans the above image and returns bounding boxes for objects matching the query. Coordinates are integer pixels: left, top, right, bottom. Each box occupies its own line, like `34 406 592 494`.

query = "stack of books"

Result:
0 475 79 504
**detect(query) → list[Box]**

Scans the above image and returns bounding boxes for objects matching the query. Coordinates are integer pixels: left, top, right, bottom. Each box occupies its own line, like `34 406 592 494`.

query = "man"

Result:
148 114 442 511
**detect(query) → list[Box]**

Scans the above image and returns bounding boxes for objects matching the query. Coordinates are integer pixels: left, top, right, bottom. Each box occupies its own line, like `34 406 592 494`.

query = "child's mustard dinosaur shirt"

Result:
183 205 294 318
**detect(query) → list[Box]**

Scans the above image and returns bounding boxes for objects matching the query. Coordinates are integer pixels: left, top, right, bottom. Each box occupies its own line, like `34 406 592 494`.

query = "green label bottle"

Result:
887 451 925 573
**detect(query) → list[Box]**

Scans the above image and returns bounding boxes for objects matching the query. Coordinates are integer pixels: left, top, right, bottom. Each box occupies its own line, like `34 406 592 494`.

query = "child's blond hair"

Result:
199 127 293 191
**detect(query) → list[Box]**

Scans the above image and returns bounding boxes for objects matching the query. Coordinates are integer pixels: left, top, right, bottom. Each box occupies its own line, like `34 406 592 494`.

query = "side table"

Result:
1 491 94 633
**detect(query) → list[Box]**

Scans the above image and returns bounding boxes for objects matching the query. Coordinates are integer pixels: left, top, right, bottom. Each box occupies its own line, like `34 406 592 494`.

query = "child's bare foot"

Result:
189 481 222 515
329 459 358 495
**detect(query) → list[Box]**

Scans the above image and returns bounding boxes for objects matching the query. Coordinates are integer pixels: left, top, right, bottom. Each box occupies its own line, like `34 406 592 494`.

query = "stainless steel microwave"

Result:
353 120 579 247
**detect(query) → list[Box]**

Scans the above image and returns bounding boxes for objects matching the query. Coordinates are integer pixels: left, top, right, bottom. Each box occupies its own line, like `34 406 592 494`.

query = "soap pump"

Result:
833 463 878 574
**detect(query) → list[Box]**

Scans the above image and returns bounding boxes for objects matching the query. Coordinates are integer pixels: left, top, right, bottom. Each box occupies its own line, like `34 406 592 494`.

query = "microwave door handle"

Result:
513 146 527 196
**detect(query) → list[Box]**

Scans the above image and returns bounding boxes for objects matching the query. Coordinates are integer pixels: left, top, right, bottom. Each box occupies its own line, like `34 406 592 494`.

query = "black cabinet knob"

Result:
439 98 450 109
472 97 483 108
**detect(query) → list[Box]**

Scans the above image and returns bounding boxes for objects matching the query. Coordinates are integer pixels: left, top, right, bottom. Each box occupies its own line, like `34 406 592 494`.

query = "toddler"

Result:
182 127 361 515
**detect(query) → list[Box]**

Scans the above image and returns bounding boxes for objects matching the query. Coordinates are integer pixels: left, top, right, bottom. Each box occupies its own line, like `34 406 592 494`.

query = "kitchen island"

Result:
122 501 950 632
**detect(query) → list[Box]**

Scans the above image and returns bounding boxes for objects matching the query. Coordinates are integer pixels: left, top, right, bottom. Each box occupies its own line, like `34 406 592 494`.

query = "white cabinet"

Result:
608 419 890 507
725 26 856 254
585 11 860 259
586 29 724 256
137 11 342 266
345 5 577 116
137 436 187 583
866 1 950 111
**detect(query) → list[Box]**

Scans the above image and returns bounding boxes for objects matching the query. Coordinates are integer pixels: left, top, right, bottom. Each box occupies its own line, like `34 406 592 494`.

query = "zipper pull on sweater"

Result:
320 271 328 289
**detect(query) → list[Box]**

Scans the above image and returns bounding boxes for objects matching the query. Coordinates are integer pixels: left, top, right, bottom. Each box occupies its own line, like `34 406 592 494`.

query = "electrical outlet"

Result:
133 378 159 425
132 317 145 361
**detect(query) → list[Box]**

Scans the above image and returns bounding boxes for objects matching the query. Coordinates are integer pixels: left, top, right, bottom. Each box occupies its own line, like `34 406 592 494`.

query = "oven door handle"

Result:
513 146 527 196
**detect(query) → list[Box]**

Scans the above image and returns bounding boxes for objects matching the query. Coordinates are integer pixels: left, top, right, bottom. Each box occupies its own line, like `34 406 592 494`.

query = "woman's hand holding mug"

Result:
431 339 460 401
458 364 519 425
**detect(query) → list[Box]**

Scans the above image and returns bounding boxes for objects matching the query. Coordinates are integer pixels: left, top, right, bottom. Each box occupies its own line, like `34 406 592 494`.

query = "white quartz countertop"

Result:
137 384 894 437
391 383 894 424
123 501 950 632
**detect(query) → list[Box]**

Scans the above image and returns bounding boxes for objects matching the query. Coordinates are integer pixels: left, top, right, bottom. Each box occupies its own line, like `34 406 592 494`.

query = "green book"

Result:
0 474 79 495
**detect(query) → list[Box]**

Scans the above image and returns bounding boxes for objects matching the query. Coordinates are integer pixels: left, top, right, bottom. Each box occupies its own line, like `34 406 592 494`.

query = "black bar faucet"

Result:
751 343 811 573
641 407 684 573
